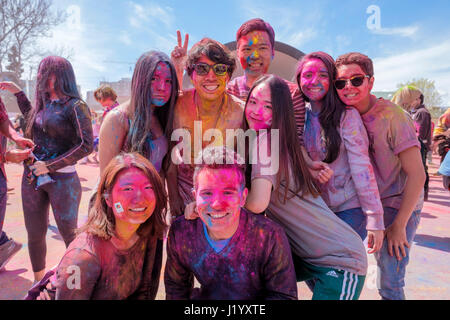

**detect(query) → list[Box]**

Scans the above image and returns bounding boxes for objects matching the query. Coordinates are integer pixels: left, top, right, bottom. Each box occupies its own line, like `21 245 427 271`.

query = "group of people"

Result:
0 17 440 300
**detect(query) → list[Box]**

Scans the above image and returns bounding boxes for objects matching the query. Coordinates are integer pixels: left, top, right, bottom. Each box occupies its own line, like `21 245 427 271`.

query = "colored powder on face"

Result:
152 99 165 106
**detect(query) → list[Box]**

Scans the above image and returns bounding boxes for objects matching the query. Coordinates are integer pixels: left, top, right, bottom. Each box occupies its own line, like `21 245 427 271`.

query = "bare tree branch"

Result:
0 0 66 77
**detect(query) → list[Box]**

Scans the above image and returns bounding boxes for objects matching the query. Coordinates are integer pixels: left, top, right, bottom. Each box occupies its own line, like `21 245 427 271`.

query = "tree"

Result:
397 78 443 107
397 78 445 119
5 45 24 78
0 0 66 75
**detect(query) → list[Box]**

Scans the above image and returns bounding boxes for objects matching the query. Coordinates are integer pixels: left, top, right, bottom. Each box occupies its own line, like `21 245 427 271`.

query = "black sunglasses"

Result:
334 75 370 90
193 63 228 76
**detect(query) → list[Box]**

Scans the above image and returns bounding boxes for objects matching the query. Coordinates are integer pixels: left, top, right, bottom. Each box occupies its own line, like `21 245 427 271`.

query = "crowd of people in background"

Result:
0 17 448 301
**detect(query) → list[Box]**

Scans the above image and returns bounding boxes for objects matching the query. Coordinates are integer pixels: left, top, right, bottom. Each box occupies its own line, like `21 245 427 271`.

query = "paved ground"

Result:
0 156 448 300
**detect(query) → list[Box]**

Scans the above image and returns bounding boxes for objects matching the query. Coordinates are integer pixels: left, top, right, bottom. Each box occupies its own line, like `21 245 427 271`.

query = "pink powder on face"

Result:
245 82 273 131
151 62 172 107
110 168 156 226
300 58 330 102
195 168 245 237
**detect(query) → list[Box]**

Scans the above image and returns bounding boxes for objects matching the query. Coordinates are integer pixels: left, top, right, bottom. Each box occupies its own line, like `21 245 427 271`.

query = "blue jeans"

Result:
374 207 421 300
335 208 367 240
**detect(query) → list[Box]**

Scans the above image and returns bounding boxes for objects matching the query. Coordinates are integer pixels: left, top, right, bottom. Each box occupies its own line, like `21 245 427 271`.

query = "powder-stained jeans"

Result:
0 170 8 245
21 168 81 272
335 207 368 240
374 207 421 300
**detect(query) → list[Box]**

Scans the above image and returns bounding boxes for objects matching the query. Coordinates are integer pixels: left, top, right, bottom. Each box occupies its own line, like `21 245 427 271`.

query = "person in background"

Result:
94 85 119 123
0 56 94 282
0 95 35 271
392 86 432 200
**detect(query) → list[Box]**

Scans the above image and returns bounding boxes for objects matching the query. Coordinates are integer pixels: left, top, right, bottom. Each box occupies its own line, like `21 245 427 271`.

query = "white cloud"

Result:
128 1 174 30
372 41 450 105
287 29 317 48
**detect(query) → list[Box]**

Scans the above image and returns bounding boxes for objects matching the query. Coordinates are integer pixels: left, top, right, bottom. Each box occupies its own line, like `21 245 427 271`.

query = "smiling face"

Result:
108 167 156 227
336 63 374 113
191 55 229 102
150 62 173 107
237 30 273 77
245 82 273 131
194 168 247 241
300 58 330 102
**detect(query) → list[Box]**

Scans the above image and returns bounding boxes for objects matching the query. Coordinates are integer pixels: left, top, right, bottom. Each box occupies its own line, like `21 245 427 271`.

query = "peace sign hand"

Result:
171 30 189 68
171 30 189 88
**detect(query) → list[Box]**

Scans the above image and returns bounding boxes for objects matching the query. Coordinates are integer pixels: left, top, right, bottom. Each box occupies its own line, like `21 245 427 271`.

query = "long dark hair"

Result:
296 51 346 163
245 75 319 203
25 56 81 138
124 51 179 166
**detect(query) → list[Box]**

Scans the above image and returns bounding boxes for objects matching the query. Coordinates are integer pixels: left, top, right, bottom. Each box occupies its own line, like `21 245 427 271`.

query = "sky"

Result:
30 0 450 105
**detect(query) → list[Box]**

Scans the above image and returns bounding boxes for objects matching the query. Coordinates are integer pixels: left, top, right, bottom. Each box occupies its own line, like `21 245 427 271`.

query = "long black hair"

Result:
245 75 319 203
296 51 346 163
26 56 82 139
124 51 179 167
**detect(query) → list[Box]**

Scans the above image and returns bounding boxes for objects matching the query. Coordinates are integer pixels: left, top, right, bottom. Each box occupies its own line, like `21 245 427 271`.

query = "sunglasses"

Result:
334 75 370 90
193 63 228 76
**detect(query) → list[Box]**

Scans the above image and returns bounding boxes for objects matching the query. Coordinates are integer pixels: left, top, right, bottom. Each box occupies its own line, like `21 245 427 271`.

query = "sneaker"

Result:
0 238 23 270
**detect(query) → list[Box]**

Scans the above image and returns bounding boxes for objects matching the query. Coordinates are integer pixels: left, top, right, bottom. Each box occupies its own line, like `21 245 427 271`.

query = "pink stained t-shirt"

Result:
361 97 423 211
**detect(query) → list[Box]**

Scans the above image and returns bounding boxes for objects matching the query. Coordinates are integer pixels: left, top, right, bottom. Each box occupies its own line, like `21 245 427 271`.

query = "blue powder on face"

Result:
152 98 165 106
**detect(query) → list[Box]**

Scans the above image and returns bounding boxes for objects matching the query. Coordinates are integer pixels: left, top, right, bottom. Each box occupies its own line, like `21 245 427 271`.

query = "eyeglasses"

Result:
193 63 228 76
334 75 370 90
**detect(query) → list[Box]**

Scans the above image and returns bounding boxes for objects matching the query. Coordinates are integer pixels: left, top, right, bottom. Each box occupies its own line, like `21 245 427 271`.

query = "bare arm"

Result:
98 108 127 174
245 178 272 214
385 146 425 260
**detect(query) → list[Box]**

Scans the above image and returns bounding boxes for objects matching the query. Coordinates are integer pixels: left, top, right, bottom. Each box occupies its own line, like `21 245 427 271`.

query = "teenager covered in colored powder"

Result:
99 51 178 176
32 153 167 300
1 57 93 282
0 94 35 270
335 52 425 300
164 146 297 300
296 52 384 251
226 18 306 144
167 39 244 217
392 86 432 200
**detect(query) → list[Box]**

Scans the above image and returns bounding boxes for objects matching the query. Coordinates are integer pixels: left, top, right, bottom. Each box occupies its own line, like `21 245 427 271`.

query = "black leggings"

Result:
21 168 81 272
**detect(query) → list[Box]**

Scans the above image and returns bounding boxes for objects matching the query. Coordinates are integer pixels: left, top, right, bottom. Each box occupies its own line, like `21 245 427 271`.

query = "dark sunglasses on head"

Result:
334 75 370 90
193 63 228 76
